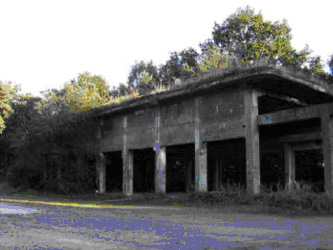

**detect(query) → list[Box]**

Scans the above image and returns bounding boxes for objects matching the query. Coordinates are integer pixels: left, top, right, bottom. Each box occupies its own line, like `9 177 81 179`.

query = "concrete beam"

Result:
320 107 333 196
258 102 333 126
244 90 260 195
263 93 307 107
195 97 208 192
275 132 321 143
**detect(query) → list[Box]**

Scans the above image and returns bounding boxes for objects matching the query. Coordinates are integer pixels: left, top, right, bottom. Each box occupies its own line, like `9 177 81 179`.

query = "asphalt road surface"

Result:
0 202 332 249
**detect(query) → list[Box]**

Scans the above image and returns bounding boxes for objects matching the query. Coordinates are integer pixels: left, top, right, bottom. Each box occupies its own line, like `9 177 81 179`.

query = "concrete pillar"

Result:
154 107 166 193
320 106 333 196
244 90 260 195
98 152 106 193
123 149 133 196
195 97 208 192
155 146 166 193
284 143 295 190
96 118 106 194
123 116 133 196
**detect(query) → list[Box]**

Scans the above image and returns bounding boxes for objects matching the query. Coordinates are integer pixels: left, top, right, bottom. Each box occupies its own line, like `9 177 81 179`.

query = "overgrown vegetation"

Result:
114 183 333 216
1 5 333 197
2 95 98 194
1 182 332 216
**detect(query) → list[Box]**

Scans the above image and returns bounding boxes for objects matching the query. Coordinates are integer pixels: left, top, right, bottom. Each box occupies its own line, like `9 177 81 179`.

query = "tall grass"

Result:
185 181 333 215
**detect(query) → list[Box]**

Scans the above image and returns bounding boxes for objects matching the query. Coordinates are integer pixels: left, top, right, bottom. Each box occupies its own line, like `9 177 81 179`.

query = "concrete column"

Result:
284 143 295 190
195 97 208 192
244 90 260 195
96 118 106 194
123 116 133 196
320 106 333 196
154 106 166 193
155 146 166 193
98 152 106 193
123 149 133 196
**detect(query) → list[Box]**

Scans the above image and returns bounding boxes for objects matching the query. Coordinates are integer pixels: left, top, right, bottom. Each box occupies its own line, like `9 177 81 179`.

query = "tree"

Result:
109 84 131 98
64 72 111 112
1 90 98 193
307 55 324 75
196 45 230 72
204 6 309 68
127 60 160 95
159 48 200 87
0 81 16 133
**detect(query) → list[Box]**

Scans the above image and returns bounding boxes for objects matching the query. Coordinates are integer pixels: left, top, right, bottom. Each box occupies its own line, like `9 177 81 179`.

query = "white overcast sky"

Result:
0 0 332 96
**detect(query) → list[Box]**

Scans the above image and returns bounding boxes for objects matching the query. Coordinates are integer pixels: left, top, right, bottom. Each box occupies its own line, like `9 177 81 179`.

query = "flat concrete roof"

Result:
92 66 333 117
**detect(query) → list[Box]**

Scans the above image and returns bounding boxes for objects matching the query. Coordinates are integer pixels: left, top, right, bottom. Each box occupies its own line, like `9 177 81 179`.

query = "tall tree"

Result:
64 72 111 112
0 81 16 133
204 6 309 68
159 48 200 87
127 60 160 95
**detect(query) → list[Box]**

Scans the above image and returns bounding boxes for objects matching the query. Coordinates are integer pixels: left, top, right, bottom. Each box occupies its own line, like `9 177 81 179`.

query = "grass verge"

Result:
0 180 332 216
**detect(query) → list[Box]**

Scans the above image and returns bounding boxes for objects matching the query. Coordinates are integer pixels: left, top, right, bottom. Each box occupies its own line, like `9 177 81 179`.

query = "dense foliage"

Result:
64 72 111 112
0 82 16 133
0 89 99 193
1 5 333 194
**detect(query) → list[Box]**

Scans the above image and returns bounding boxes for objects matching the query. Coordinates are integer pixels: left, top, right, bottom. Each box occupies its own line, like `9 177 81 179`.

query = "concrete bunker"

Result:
95 67 333 196
133 148 155 193
105 151 123 192
207 139 246 191
166 144 195 193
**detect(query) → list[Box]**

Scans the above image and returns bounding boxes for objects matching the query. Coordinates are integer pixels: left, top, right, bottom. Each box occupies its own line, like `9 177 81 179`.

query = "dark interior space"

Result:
133 148 155 193
258 95 301 115
166 144 195 193
295 149 324 192
105 151 123 192
260 147 285 191
207 139 246 191
259 118 321 140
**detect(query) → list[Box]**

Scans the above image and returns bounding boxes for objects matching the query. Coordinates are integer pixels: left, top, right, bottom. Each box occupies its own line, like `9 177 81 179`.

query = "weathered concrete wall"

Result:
199 90 245 141
101 89 246 150
127 108 156 149
160 98 195 146
102 116 124 152
99 88 252 194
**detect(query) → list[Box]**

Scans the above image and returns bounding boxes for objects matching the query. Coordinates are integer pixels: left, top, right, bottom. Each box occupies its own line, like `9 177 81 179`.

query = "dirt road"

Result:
0 201 332 249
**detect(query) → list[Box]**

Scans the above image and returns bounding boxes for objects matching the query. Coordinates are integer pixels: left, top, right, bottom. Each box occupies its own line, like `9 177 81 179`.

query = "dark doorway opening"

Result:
105 151 123 192
133 148 155 193
207 139 246 191
166 144 195 193
295 149 324 192
261 149 284 191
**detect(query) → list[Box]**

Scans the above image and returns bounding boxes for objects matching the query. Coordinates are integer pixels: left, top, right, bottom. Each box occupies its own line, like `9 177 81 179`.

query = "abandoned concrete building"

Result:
92 66 333 196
